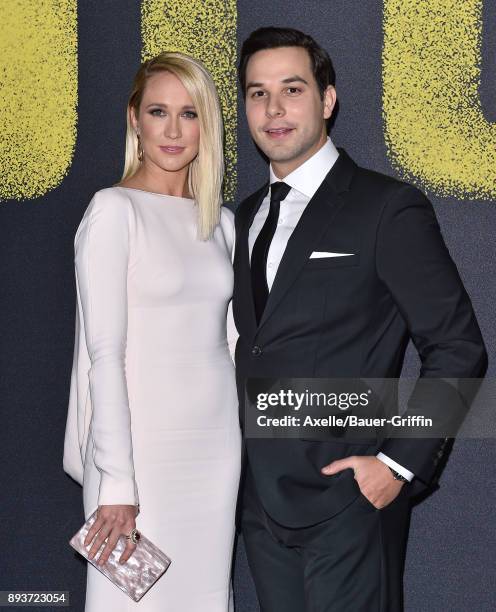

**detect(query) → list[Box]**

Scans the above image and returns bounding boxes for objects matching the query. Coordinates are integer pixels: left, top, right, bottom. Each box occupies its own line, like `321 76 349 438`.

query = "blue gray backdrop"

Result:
0 1 494 611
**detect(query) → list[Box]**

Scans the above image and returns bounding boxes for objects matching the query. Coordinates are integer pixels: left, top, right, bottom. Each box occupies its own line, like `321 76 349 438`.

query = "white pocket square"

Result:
309 251 355 259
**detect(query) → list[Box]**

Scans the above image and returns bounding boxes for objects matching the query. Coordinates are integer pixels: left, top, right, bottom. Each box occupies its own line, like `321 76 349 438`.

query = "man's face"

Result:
244 46 335 175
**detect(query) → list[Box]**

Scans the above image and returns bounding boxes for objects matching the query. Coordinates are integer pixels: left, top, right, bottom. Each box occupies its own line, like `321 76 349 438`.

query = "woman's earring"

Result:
137 133 144 162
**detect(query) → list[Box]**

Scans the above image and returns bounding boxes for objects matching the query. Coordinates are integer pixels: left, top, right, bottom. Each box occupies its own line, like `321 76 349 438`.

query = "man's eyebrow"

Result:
246 82 264 91
281 75 309 85
246 75 309 90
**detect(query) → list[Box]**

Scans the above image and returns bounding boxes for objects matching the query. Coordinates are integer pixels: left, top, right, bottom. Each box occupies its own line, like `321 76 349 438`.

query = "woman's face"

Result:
131 71 200 173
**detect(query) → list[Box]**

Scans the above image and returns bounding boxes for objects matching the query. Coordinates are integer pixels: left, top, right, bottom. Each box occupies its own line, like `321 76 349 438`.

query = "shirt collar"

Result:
269 136 340 199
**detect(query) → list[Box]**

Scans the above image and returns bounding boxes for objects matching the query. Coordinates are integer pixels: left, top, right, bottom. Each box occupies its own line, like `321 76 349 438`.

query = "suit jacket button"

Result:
252 345 262 356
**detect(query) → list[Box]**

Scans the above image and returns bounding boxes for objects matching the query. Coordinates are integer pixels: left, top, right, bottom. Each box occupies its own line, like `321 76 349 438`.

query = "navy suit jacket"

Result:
233 149 487 527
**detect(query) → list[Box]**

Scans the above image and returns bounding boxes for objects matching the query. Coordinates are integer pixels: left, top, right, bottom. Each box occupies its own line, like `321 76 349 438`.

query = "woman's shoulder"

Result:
219 205 235 257
83 186 136 221
74 186 135 247
220 205 234 229
220 205 235 235
91 185 133 206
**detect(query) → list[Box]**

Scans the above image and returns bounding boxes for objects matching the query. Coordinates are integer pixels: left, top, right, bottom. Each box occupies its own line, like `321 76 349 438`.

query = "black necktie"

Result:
251 181 291 324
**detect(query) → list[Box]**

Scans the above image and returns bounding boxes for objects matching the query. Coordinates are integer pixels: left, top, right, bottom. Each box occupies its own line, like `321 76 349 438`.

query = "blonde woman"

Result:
63 52 241 611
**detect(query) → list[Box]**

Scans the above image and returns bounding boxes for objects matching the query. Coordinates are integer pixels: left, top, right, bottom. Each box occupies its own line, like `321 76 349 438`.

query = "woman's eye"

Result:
150 108 165 116
183 111 198 119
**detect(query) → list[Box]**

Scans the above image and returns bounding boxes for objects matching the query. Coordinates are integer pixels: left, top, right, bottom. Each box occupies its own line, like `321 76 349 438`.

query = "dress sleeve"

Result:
74 189 139 507
220 206 239 362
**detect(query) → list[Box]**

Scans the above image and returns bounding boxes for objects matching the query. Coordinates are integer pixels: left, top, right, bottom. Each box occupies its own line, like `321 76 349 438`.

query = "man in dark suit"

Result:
232 26 487 611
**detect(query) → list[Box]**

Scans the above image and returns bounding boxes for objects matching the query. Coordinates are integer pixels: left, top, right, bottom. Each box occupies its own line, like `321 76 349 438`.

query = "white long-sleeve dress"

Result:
63 186 241 611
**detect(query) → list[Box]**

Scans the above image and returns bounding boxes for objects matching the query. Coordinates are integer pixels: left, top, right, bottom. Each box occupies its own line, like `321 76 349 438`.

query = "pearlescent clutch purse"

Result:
69 509 171 602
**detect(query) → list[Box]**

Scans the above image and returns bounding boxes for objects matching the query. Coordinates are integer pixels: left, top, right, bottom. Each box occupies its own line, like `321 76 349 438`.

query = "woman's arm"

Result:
75 189 139 507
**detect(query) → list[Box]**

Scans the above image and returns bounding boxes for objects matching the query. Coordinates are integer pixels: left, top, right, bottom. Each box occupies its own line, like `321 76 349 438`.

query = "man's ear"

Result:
323 85 337 120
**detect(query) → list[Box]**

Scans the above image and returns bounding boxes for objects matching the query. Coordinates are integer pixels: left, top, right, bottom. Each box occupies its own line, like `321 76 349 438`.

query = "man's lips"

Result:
264 127 295 139
159 145 185 154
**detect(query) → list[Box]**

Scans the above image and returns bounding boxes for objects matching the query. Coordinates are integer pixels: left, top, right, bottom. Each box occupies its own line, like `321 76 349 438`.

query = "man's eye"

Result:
252 90 265 98
286 87 301 94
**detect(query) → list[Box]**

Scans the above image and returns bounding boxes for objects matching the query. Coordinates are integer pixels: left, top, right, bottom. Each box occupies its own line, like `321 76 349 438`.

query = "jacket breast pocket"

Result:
304 253 360 270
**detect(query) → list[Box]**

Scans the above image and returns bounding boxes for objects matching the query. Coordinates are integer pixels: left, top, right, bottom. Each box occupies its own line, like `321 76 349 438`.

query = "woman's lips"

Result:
159 145 185 154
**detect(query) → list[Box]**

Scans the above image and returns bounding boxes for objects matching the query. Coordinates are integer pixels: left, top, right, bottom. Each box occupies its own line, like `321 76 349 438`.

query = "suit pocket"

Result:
304 253 360 269
357 490 379 511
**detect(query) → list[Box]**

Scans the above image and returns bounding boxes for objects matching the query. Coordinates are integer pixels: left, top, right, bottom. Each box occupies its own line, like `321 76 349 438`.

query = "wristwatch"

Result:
388 467 409 482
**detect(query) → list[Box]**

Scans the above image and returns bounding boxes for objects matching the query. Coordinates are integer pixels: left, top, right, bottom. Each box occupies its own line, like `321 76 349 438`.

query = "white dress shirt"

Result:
248 136 414 482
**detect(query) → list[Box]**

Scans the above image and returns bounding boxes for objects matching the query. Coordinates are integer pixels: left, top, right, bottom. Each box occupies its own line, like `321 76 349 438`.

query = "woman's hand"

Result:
84 504 140 566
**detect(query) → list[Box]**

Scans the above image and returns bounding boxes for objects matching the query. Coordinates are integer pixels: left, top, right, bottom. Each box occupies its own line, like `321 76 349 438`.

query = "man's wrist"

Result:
376 452 414 481
388 467 409 483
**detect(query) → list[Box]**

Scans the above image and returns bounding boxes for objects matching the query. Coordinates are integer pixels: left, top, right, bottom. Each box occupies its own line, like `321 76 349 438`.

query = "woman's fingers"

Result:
96 526 124 566
83 514 104 547
118 541 138 565
84 505 138 565
88 522 112 560
95 523 137 566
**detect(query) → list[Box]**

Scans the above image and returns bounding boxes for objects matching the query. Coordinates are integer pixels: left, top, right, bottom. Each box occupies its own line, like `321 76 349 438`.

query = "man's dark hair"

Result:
238 27 336 99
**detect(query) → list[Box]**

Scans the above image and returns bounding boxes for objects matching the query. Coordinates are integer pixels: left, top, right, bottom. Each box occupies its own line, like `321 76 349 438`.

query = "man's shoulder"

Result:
239 182 268 205
343 162 431 221
352 160 421 198
348 159 435 229
328 148 425 204
234 182 268 219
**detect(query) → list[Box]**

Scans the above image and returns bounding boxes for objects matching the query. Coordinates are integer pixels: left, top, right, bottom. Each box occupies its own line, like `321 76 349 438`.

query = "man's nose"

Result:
265 96 285 119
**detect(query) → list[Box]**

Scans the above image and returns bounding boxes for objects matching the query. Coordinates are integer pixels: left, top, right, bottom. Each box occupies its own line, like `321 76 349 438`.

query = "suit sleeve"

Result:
75 190 139 506
375 183 487 487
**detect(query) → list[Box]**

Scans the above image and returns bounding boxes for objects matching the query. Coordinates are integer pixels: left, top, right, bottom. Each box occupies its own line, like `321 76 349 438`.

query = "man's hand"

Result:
321 456 404 509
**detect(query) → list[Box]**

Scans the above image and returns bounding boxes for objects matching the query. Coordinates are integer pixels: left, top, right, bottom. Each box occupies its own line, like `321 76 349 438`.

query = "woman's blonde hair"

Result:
121 52 224 240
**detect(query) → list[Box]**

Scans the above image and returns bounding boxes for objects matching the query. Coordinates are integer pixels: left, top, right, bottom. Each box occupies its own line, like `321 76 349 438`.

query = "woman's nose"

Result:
165 117 181 139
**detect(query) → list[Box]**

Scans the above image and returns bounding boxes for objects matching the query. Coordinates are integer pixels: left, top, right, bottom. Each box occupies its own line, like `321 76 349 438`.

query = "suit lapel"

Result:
233 181 269 336
258 148 357 330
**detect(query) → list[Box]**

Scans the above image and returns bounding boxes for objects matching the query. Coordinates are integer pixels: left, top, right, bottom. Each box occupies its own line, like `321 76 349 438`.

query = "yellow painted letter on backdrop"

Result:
0 1 77 200
383 0 496 199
